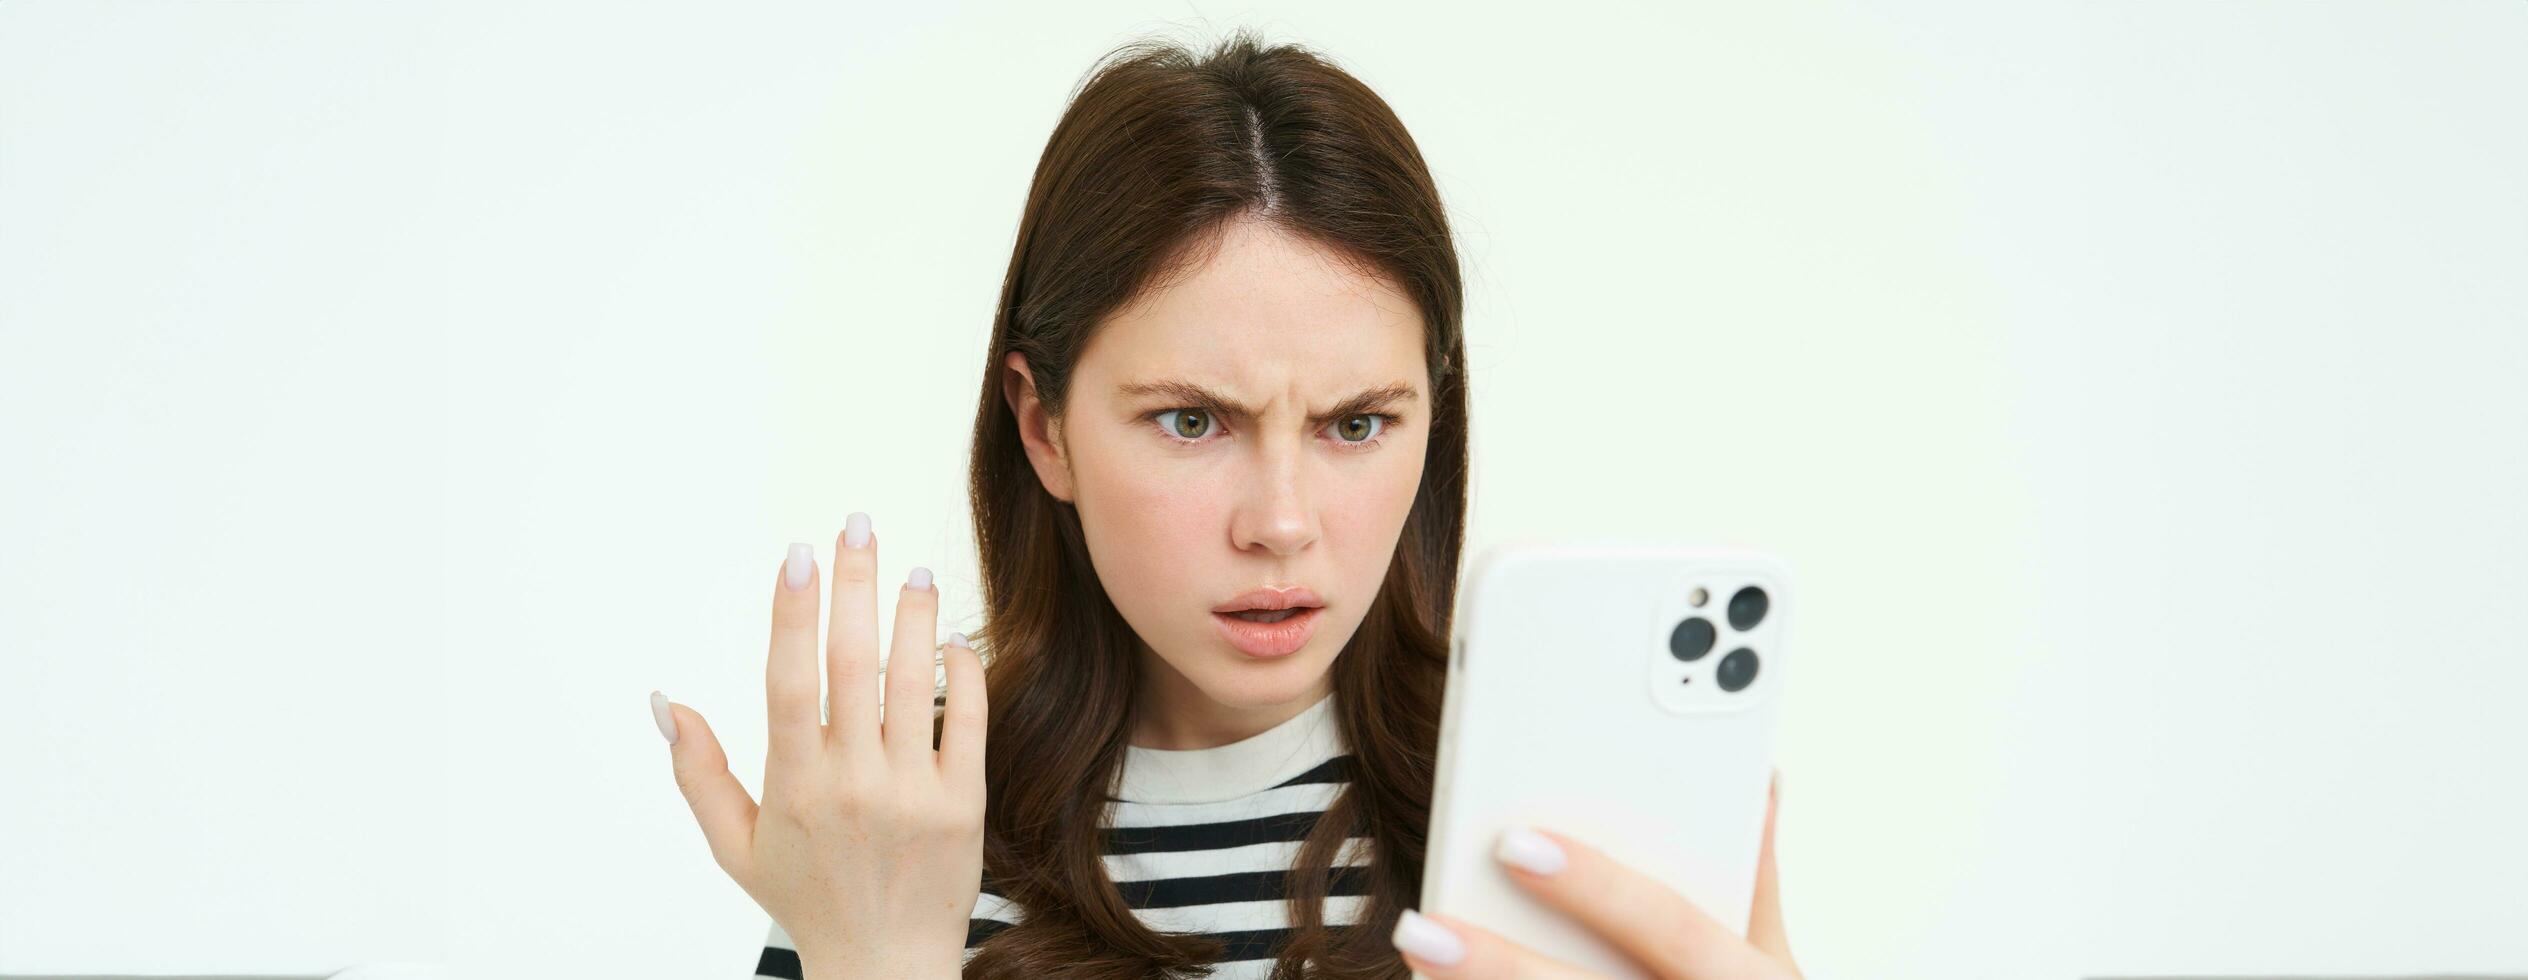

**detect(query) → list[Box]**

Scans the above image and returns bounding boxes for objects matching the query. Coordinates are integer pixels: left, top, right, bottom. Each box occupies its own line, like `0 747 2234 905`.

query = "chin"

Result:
1191 643 1335 708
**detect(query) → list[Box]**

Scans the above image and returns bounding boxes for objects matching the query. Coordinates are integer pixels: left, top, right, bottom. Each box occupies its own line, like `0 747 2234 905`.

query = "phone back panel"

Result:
1420 541 1792 978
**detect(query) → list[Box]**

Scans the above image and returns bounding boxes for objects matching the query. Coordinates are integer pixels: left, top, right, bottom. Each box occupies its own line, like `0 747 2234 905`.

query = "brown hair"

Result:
960 29 1468 979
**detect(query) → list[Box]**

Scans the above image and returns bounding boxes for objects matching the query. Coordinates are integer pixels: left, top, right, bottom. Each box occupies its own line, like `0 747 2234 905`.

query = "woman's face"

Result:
1005 214 1431 743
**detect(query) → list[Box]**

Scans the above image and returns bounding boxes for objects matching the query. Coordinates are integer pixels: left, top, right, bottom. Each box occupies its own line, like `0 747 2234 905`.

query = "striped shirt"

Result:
751 691 1368 979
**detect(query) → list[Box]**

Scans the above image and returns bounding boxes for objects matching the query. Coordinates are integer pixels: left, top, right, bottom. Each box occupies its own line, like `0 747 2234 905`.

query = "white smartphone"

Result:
1419 539 1793 978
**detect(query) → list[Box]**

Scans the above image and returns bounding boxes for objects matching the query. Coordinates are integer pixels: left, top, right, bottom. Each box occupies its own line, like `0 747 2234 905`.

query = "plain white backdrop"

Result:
3 2 2522 978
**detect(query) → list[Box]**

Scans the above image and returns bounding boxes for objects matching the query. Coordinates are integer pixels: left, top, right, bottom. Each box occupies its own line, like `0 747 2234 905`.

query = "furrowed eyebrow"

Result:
1118 379 1420 426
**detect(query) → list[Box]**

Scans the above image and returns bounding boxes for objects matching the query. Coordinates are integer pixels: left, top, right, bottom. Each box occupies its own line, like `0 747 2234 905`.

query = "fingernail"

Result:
1496 827 1566 875
784 542 813 591
844 512 872 549
908 566 933 591
1391 908 1465 966
946 631 970 648
650 690 678 745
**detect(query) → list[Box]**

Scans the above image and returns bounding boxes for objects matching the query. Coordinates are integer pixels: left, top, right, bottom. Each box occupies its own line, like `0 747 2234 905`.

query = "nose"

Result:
1229 429 1320 557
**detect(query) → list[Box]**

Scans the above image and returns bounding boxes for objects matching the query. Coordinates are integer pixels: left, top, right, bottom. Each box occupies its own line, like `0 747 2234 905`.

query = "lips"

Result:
1211 586 1323 658
1212 605 1321 658
1213 586 1324 614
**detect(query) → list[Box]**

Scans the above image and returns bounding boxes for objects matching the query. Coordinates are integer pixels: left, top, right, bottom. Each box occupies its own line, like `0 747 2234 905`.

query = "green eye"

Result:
1332 414 1385 443
1157 409 1214 440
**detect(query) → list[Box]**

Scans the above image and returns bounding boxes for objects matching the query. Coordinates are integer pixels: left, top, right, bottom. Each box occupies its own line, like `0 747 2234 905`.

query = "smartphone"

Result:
1419 539 1793 978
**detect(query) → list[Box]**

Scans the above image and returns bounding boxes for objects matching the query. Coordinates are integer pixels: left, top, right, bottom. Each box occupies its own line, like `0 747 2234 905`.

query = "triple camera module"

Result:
1665 585 1767 694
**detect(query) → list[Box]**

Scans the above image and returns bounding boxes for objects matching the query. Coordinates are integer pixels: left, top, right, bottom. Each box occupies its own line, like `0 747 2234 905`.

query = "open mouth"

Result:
1211 605 1322 658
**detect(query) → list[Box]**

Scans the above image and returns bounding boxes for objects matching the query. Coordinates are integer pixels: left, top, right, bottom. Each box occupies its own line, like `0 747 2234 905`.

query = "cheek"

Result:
1323 451 1426 561
1075 452 1225 593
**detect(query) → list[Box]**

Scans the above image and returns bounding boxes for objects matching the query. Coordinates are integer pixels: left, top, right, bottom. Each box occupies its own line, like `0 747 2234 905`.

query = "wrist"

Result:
797 944 960 980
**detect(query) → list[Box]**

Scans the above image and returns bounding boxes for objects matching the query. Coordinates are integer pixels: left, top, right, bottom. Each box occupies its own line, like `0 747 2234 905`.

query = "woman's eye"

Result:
1151 409 1391 447
1156 409 1214 440
1329 413 1385 444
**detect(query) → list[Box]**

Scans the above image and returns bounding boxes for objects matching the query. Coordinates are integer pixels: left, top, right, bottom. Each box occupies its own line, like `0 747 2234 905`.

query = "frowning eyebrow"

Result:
1117 379 1421 426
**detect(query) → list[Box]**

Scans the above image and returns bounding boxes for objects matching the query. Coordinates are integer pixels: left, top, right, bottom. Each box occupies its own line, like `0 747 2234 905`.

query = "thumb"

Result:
653 691 758 879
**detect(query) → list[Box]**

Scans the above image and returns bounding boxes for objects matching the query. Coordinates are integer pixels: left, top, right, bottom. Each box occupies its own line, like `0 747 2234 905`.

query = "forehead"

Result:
1080 216 1426 385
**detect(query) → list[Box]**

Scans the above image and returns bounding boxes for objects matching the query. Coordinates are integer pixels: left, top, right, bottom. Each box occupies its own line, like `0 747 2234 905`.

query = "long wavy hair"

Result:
959 30 1469 979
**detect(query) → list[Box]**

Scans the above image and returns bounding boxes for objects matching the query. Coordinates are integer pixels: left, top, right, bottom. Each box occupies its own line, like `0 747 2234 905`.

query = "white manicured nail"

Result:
946 631 969 648
1496 827 1566 875
650 690 678 745
844 512 872 549
784 542 813 591
908 566 932 591
1391 908 1464 966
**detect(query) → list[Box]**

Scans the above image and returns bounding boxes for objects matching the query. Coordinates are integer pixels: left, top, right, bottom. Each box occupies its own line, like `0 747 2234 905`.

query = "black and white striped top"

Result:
751 691 1369 980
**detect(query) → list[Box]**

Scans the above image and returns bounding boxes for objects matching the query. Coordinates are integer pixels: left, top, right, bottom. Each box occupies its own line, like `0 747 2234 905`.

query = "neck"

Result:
1130 643 1335 750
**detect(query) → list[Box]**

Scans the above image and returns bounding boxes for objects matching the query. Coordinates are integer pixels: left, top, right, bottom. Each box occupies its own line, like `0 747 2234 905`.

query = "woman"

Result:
652 30 1799 980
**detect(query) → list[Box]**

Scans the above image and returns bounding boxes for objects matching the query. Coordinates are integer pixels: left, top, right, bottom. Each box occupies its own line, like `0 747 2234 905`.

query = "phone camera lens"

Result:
1727 586 1769 631
1668 617 1716 662
1716 647 1760 692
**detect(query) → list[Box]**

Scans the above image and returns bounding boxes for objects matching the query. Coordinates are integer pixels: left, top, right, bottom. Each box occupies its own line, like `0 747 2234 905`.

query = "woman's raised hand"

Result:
652 512 989 979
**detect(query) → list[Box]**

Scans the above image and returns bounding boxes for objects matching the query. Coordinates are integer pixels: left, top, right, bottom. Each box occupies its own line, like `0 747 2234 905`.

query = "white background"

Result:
3 2 2523 978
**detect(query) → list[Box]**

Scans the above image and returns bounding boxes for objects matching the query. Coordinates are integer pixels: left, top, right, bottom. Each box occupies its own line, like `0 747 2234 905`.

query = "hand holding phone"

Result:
1410 540 1800 979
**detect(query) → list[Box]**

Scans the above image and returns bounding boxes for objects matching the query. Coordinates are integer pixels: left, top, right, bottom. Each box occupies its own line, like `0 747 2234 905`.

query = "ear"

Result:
1001 350 1077 504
